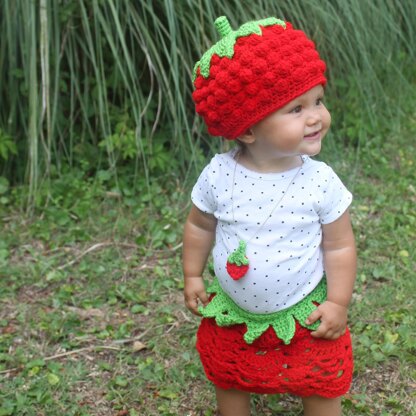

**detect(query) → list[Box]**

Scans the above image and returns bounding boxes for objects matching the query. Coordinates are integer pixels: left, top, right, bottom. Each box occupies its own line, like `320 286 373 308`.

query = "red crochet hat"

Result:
192 17 327 140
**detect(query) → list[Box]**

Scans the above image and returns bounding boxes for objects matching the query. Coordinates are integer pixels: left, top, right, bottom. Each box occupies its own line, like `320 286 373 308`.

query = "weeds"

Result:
1 1 415 204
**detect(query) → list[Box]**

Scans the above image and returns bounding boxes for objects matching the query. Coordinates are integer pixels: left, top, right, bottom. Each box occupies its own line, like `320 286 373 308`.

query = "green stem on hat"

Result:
192 17 286 82
215 16 233 38
227 240 249 266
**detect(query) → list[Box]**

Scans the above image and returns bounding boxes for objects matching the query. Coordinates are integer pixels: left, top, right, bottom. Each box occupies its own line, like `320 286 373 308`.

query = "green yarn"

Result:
192 17 286 81
227 240 249 266
214 16 233 37
199 277 327 345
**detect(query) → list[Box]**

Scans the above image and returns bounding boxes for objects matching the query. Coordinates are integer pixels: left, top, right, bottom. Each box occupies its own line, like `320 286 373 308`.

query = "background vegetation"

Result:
0 0 415 415
1 0 415 196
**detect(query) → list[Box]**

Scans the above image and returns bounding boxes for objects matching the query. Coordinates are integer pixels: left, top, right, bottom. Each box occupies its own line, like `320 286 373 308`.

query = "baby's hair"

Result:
234 138 246 153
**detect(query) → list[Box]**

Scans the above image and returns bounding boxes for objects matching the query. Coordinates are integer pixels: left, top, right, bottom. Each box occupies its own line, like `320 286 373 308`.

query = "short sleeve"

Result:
318 168 352 224
191 164 217 214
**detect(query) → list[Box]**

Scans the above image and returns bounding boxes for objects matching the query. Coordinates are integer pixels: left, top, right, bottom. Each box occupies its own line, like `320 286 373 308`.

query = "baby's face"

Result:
249 85 331 158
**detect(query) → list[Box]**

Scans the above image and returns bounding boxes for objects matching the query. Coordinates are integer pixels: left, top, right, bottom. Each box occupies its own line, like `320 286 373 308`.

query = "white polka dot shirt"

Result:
191 150 353 314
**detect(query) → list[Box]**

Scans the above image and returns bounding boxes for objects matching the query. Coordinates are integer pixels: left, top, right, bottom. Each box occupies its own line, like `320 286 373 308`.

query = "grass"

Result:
1 114 416 415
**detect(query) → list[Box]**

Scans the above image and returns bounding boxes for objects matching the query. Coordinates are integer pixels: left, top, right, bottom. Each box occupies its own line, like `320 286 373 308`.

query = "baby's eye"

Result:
316 97 324 105
290 105 302 114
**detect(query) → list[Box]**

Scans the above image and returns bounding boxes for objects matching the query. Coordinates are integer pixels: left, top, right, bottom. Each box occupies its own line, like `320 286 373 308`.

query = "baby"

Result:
183 16 356 416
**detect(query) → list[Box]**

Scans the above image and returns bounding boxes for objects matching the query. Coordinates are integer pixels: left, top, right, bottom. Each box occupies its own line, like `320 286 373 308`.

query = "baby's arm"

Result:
183 204 217 315
305 210 357 339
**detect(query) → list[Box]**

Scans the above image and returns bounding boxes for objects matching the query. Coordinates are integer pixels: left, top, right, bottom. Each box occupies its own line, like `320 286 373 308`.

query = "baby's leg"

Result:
215 386 251 416
302 395 342 416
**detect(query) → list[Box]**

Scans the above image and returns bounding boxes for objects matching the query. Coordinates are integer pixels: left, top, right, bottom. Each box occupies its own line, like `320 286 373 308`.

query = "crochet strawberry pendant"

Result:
226 240 249 280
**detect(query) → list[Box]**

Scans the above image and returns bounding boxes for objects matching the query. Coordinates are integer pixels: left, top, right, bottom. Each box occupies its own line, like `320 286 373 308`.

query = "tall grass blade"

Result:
0 0 414 207
27 1 39 208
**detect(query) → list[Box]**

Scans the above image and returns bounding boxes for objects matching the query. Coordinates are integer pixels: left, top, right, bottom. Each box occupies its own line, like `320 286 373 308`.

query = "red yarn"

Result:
192 22 327 140
196 318 353 397
226 261 249 280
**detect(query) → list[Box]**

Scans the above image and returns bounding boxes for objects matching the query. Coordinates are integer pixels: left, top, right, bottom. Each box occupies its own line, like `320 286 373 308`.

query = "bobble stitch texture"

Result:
192 17 327 139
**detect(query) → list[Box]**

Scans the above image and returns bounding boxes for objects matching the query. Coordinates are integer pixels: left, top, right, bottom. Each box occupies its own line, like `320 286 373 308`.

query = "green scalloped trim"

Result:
192 17 286 82
199 278 326 345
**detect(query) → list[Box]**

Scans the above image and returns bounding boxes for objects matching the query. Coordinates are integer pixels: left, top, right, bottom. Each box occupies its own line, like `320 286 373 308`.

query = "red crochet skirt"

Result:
196 318 353 398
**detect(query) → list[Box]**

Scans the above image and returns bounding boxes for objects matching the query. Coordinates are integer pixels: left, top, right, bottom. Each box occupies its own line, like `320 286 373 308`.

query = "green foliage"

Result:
0 130 17 161
0 177 10 206
1 0 415 206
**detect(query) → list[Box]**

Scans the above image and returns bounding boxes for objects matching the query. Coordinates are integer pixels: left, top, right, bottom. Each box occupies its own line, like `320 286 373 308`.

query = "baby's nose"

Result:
306 110 322 125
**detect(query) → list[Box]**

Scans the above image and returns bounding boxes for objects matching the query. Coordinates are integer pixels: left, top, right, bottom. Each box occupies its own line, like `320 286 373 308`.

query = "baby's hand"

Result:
305 300 348 340
184 277 209 316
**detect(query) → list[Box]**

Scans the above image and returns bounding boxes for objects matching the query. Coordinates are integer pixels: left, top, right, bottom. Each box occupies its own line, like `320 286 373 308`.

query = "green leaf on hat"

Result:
193 17 286 81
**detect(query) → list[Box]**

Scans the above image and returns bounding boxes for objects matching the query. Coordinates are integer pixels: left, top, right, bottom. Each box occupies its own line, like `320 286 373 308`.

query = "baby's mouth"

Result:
304 130 321 140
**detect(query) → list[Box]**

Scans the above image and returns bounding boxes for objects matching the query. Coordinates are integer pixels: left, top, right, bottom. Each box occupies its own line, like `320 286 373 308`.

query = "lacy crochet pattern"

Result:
197 319 353 396
199 278 326 344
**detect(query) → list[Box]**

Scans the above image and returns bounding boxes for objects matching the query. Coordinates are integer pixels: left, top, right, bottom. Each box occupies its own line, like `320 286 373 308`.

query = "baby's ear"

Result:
238 129 256 144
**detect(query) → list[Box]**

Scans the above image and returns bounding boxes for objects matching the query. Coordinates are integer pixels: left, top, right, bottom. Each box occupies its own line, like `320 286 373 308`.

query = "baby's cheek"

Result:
272 132 302 151
322 108 331 129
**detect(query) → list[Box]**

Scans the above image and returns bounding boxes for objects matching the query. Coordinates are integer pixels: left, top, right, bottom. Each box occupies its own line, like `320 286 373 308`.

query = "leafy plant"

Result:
1 0 416 207
0 130 17 161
